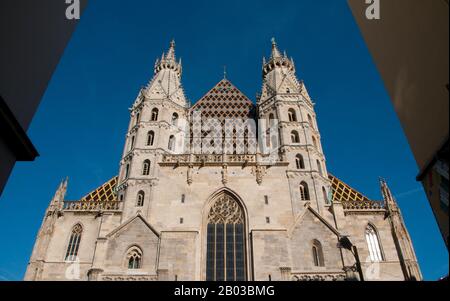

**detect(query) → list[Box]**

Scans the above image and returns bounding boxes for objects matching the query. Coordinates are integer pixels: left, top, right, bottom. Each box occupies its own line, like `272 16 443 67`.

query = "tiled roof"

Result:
78 177 117 202
328 174 371 202
191 79 255 122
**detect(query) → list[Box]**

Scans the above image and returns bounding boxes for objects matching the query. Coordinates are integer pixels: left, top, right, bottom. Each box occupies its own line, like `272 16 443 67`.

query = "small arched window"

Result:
317 160 323 176
299 181 310 201
151 108 159 121
142 160 151 176
291 131 300 143
147 131 155 146
127 247 142 269
129 136 135 151
137 191 145 207
168 135 175 151
268 113 275 127
286 88 290 94
322 187 330 205
295 154 305 169
288 109 297 122
312 240 324 267
172 113 179 126
312 136 318 149
307 114 314 128
65 224 82 261
265 131 271 148
365 225 384 262
135 112 141 125
124 164 130 179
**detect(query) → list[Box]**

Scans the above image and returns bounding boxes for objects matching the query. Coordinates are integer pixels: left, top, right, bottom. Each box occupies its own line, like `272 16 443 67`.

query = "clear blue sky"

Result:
0 0 447 280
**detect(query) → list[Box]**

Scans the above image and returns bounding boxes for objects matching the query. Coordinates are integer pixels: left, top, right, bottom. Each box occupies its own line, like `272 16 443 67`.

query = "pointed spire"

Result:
153 39 182 77
48 178 68 211
271 37 282 58
380 178 399 212
165 39 176 61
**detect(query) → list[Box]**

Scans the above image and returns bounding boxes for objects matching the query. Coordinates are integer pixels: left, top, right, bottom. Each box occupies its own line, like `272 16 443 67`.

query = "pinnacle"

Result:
271 37 282 59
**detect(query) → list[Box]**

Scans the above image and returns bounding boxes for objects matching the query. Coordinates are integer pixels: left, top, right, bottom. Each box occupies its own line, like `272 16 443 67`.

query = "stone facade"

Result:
25 40 422 281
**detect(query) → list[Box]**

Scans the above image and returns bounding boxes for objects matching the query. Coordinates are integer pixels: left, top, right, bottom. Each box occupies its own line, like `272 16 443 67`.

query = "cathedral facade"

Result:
25 40 421 281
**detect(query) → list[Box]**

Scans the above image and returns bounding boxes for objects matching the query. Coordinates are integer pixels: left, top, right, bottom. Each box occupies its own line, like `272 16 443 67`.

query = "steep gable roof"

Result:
288 205 340 237
328 174 371 202
106 214 160 238
76 176 117 202
190 79 255 122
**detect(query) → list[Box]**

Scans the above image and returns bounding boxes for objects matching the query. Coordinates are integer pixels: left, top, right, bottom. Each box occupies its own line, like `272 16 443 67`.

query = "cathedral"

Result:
25 40 422 281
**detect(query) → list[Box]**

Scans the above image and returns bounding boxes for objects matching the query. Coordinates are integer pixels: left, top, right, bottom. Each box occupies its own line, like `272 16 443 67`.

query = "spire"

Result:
379 178 423 280
48 178 68 211
262 38 296 81
165 39 176 61
271 37 282 58
153 40 182 77
380 178 399 213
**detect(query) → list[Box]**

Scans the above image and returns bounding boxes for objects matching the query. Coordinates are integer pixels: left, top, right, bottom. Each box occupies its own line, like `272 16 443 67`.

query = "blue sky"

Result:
0 0 447 280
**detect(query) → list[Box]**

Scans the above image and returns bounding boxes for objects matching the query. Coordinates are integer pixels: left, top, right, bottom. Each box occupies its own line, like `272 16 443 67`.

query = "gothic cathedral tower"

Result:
118 40 189 222
258 39 332 219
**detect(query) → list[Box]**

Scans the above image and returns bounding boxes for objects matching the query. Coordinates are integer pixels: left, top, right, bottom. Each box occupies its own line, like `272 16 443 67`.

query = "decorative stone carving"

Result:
102 274 158 281
221 164 228 185
187 165 193 185
291 272 346 281
62 201 122 212
207 193 244 224
342 200 385 211
252 165 267 185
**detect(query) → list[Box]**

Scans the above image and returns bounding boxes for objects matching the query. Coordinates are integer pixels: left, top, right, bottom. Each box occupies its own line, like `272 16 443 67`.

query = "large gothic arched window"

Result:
65 224 82 261
365 225 384 262
206 192 246 281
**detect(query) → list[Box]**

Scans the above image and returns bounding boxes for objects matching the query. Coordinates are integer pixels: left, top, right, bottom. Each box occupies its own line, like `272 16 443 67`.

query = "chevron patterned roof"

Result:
78 176 118 202
328 174 371 202
191 79 255 122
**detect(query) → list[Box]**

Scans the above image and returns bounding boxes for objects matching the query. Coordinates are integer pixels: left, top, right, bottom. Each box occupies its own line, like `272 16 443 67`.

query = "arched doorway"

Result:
205 191 246 281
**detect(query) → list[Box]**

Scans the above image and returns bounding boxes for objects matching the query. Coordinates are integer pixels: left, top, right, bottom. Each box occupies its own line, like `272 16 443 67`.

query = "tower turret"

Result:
117 40 189 221
258 39 332 217
380 179 422 280
24 178 67 280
